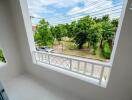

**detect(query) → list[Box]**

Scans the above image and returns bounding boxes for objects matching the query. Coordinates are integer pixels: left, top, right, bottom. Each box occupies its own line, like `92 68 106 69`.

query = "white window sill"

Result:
33 61 108 88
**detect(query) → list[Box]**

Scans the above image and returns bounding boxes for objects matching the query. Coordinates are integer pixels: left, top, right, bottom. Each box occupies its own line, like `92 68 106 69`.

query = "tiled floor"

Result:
4 75 82 100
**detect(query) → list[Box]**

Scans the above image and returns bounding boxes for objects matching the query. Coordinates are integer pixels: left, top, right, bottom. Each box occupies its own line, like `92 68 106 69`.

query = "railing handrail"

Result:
33 51 112 68
33 50 112 86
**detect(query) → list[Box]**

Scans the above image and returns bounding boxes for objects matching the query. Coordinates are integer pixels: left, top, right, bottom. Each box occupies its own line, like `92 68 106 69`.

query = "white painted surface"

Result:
16 0 132 100
5 75 83 100
0 0 131 100
0 0 24 84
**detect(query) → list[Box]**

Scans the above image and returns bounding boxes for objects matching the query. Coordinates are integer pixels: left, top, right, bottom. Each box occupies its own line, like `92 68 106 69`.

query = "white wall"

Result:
8 0 132 100
9 0 36 70
0 0 25 84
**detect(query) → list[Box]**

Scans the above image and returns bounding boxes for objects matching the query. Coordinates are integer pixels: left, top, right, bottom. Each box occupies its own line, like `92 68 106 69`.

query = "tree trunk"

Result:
87 42 90 48
78 44 83 49
108 40 113 49
100 39 103 48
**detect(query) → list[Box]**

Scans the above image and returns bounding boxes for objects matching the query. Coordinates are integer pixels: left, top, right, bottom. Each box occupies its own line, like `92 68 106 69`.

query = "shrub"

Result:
102 41 111 59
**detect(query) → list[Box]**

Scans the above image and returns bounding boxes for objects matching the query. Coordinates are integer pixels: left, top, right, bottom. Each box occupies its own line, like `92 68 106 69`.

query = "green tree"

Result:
34 19 54 47
53 25 64 43
67 21 77 38
50 26 55 38
100 18 115 48
102 41 112 59
111 18 119 30
101 15 110 22
65 24 71 37
76 16 95 33
74 32 88 49
75 16 95 48
33 15 117 59
88 23 102 54
100 15 115 48
60 24 68 37
93 17 102 23
0 49 6 62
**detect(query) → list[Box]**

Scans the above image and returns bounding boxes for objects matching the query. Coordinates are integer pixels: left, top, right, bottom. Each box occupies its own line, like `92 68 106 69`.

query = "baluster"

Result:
48 54 50 64
99 66 105 85
38 53 40 61
91 64 94 76
77 61 80 72
42 53 44 62
33 51 110 86
46 54 48 62
40 53 42 62
69 59 72 71
33 52 37 63
84 62 87 74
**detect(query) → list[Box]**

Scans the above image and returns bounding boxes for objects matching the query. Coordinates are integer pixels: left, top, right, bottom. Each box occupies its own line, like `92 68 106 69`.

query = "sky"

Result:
27 0 123 25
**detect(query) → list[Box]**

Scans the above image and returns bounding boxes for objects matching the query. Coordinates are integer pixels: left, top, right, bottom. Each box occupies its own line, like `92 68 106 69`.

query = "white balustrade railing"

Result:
32 51 111 85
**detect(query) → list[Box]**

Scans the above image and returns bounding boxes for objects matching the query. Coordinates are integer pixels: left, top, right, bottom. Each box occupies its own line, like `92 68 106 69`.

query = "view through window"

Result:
27 0 124 86
27 0 123 62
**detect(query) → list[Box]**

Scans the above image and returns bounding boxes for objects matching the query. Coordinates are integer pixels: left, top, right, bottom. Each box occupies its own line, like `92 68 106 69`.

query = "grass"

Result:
53 40 109 62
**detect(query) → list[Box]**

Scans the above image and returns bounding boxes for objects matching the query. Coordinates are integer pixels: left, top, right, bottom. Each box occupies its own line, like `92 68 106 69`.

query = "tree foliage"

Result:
0 49 6 62
111 18 119 28
34 19 54 47
102 41 112 59
34 15 119 59
88 23 102 54
100 20 115 48
74 32 88 49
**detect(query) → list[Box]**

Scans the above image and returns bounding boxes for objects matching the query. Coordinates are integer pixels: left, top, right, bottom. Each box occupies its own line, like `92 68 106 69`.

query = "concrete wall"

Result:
7 0 132 99
0 0 25 84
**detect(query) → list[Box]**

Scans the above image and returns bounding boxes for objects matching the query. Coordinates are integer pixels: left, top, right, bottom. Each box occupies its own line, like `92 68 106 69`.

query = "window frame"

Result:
19 0 127 87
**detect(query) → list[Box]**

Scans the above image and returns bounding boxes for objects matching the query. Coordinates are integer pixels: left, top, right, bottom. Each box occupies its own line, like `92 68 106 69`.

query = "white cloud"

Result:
27 0 83 18
27 0 57 18
27 0 82 9
27 0 123 25
71 15 84 21
31 13 41 18
67 0 113 15
53 0 82 8
68 7 82 15
66 0 122 19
